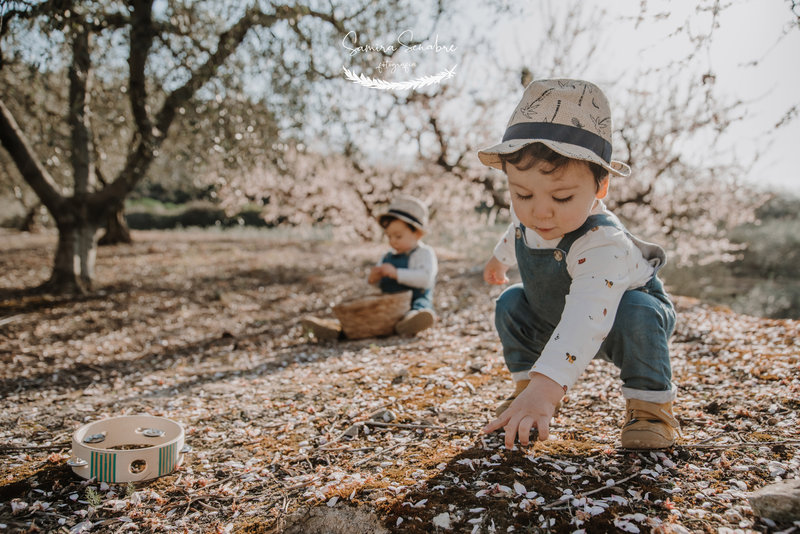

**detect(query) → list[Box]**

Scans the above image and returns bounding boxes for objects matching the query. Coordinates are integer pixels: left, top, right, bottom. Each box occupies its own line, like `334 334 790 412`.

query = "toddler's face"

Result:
507 159 609 241
384 219 421 254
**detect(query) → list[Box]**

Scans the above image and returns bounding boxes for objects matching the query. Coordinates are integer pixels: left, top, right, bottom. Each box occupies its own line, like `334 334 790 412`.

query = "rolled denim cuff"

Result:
622 384 677 403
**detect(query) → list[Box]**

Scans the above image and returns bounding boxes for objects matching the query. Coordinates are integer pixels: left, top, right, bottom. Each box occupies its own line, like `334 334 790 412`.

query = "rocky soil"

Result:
1 229 798 533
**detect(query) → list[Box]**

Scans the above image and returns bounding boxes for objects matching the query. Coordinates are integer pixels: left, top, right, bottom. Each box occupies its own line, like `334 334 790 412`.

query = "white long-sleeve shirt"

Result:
493 200 659 391
377 241 438 289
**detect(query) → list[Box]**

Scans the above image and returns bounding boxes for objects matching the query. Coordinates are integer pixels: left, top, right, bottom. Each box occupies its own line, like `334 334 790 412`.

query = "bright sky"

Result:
601 0 800 193
334 0 799 193
490 0 800 193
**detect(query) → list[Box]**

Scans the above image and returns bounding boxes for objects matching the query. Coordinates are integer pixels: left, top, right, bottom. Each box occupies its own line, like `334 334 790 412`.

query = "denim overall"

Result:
495 213 676 394
379 249 434 311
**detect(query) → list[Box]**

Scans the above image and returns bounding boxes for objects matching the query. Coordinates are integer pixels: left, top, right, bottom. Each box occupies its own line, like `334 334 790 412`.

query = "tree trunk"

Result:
20 204 43 232
3 5 319 295
43 219 99 295
98 204 132 245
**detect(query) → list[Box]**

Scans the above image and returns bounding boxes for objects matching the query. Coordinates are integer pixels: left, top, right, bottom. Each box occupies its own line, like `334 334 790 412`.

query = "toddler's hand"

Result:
482 373 564 449
483 256 510 285
368 263 397 284
368 265 384 284
378 263 397 279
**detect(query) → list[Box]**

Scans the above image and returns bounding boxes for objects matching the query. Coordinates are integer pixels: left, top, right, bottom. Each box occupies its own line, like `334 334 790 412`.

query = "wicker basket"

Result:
333 291 411 340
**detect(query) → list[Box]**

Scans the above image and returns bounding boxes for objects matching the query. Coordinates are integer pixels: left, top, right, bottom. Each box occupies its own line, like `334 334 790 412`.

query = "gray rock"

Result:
342 423 361 438
748 479 800 522
390 366 409 384
369 408 396 422
468 361 487 374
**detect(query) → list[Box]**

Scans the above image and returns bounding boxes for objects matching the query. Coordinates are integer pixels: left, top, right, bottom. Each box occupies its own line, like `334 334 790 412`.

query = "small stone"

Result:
468 362 487 374
390 367 409 384
748 479 800 522
723 509 742 523
342 424 360 438
369 409 396 422
432 512 451 530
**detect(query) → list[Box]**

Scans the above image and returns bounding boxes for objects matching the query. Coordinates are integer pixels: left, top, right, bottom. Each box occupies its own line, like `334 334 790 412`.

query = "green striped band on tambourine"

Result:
71 415 186 483
158 442 177 476
90 450 117 483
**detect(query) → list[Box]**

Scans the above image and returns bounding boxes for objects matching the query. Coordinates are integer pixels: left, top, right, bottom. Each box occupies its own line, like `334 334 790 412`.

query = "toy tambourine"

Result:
67 415 189 483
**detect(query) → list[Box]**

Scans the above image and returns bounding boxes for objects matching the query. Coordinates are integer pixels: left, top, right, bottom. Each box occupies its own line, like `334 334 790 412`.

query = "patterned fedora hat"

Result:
377 194 429 231
478 78 631 177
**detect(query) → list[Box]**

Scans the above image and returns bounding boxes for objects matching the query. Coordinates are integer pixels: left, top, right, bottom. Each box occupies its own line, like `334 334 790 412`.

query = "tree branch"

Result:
613 156 679 209
0 99 65 212
153 7 286 138
472 174 509 210
0 0 75 37
67 23 93 197
127 0 155 144
94 3 342 206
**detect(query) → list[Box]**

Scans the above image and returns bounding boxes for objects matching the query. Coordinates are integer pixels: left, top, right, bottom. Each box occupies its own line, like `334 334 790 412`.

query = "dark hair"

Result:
379 215 419 233
499 143 608 190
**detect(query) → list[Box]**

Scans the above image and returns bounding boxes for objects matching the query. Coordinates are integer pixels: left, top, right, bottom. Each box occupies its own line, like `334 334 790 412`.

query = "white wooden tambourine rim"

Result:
68 415 186 483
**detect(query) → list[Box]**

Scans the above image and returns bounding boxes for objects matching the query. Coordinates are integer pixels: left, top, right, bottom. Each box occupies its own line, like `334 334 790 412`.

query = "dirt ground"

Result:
0 228 798 533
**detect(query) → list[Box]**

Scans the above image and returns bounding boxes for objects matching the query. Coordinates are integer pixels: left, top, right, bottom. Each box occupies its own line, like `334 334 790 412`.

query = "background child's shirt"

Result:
492 200 659 391
376 241 438 290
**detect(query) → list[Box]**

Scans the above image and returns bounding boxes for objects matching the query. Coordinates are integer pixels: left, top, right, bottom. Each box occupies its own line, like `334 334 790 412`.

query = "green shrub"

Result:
754 194 800 220
125 197 182 213
124 200 269 229
733 220 800 279
663 199 800 318
731 279 800 319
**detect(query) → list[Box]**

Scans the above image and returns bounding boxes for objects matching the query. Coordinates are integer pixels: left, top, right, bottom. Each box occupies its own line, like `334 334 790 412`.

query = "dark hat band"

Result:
502 122 612 163
385 209 423 227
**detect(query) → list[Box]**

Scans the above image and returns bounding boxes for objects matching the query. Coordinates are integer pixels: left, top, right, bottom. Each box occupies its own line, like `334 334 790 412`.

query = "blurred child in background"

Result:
302 194 437 339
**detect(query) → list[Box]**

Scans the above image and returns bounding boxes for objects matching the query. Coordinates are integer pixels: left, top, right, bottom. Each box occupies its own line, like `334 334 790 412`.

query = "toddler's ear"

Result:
596 176 610 199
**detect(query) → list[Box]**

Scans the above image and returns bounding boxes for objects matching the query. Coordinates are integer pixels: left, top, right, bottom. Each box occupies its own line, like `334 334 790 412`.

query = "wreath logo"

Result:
342 64 457 91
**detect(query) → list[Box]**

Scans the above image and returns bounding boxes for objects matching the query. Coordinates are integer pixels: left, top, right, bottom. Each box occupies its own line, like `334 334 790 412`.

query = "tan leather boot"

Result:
620 399 680 449
300 316 343 340
395 309 436 336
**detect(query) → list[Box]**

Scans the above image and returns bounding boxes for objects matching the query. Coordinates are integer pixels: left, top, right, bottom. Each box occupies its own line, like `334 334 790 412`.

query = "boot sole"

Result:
620 430 676 449
395 310 435 336
300 319 342 340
